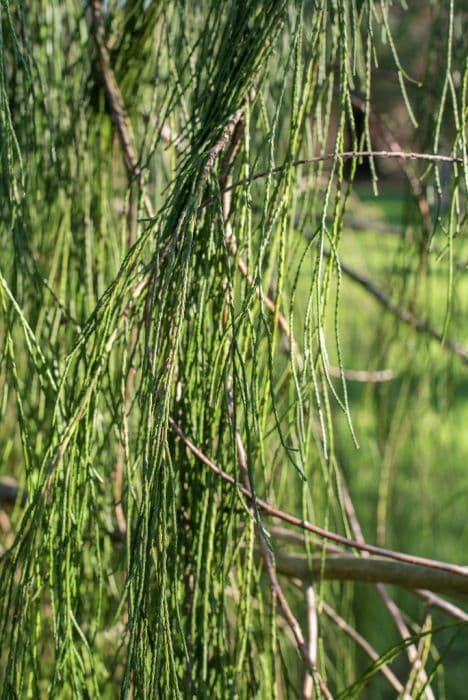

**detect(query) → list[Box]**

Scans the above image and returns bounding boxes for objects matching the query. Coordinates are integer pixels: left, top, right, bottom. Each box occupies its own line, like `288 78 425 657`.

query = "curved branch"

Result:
415 590 468 623
274 552 468 601
169 418 468 579
198 150 463 210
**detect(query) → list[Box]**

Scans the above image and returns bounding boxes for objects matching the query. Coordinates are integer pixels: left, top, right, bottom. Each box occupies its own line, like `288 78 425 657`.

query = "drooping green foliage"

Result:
0 1 466 697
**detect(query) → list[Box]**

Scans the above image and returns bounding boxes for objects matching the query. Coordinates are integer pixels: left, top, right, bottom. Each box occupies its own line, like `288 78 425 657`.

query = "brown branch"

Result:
415 590 468 623
203 107 246 180
199 150 463 210
168 418 468 579
302 582 319 700
88 0 156 223
340 481 435 698
89 1 140 178
273 551 468 601
219 119 245 191
259 536 332 698
320 601 405 696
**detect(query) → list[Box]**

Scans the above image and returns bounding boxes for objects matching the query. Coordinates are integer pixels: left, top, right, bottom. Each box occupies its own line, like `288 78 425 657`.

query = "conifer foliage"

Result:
0 1 466 697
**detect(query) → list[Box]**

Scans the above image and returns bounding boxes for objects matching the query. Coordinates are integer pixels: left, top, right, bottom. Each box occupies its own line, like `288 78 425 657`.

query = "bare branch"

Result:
415 590 468 623
321 601 406 696
274 551 468 601
341 480 435 699
89 0 141 180
199 150 463 210
203 107 245 180
302 582 319 700
168 418 468 579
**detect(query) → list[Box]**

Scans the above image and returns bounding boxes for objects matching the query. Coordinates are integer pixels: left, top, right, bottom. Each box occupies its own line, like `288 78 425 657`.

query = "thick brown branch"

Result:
274 552 468 601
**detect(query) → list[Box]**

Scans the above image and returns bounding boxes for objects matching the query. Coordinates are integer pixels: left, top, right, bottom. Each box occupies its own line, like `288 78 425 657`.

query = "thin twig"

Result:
341 481 435 700
168 418 468 578
401 616 433 700
415 590 468 623
198 150 463 210
203 107 246 180
302 582 319 700
234 427 331 699
267 526 343 554
321 601 406 696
